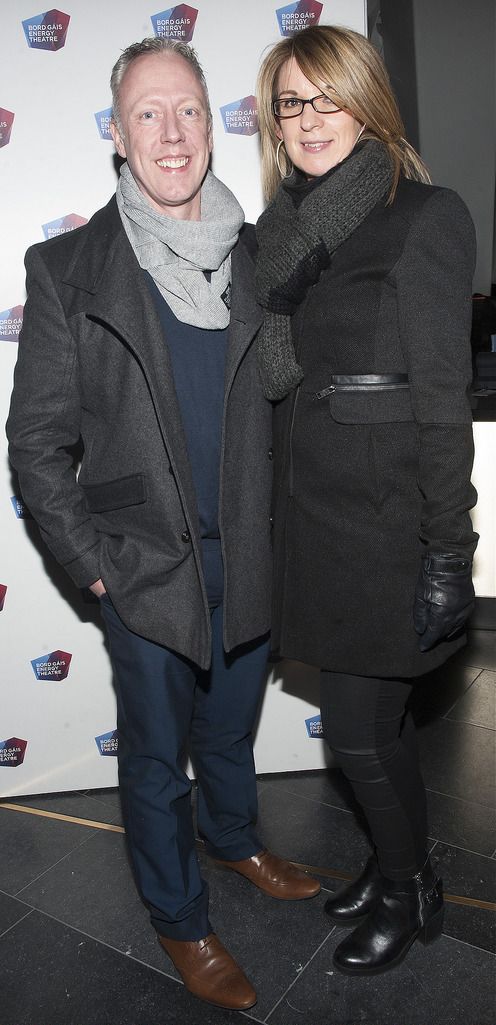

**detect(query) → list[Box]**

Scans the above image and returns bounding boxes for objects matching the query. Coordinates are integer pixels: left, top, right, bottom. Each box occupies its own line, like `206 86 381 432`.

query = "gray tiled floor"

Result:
446 669 496 729
0 630 495 1024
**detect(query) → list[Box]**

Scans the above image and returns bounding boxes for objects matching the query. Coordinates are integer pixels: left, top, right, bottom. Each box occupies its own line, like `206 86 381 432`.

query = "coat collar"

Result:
62 195 261 332
63 194 263 406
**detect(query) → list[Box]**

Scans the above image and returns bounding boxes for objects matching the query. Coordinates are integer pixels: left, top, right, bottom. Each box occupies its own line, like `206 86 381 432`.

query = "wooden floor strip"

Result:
0 801 125 833
289 862 496 912
1 802 494 913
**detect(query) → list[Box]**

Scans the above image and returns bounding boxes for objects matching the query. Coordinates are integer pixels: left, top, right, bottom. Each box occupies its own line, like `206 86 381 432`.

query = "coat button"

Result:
268 447 273 460
181 529 191 543
269 515 274 526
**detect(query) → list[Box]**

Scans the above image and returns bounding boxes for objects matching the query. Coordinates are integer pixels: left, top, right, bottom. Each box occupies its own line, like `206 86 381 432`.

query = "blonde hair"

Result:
257 25 430 202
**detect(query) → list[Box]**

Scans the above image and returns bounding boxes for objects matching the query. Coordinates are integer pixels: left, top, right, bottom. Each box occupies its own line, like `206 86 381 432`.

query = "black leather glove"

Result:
414 553 475 652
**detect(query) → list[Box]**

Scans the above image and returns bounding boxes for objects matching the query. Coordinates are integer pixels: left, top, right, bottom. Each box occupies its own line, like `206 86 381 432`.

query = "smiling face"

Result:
275 58 363 178
110 51 212 221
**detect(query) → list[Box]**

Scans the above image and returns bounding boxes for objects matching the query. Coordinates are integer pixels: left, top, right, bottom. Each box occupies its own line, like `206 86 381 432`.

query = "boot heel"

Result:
420 907 444 945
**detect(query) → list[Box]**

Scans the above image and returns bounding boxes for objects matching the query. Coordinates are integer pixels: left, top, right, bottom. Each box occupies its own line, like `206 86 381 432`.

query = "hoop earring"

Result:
355 123 366 145
276 139 293 179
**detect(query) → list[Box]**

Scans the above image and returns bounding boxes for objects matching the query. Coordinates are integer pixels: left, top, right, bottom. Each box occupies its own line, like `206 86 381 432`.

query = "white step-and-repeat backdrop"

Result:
0 1 368 796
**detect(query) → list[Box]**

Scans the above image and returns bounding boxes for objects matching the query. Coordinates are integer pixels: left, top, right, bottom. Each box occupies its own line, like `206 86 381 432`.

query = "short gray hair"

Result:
110 37 212 131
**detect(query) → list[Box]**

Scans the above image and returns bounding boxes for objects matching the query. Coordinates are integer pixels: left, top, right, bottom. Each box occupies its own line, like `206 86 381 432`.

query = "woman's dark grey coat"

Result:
7 199 271 670
271 179 478 678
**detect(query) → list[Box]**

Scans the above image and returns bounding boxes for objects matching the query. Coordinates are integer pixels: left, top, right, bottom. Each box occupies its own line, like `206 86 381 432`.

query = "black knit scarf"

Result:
255 141 393 400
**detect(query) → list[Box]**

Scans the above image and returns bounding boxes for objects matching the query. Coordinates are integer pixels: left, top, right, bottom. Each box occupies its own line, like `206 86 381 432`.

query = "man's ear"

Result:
110 120 127 159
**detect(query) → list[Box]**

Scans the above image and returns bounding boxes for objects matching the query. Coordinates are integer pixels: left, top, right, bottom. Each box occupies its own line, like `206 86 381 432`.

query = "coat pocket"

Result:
328 387 415 424
80 473 147 512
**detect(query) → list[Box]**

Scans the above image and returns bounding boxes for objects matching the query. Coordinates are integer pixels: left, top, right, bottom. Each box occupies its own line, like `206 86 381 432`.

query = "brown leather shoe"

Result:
215 849 321 900
158 932 256 1009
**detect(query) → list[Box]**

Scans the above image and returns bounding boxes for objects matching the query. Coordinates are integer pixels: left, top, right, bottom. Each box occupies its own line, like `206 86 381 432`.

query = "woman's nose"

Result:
299 101 323 131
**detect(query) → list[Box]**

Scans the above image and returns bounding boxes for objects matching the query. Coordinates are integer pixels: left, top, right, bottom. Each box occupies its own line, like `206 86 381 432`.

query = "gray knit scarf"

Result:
255 141 393 399
116 163 245 329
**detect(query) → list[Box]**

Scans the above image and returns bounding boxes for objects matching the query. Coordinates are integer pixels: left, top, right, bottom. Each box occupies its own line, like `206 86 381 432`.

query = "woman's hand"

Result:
413 553 475 651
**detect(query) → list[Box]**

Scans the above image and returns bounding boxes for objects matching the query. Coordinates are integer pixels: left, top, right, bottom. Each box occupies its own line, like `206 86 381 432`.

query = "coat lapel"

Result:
61 198 263 541
225 233 263 397
63 198 199 534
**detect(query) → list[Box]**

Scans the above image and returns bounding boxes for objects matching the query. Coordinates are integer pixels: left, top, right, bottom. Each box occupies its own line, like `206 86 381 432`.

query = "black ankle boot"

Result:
333 860 444 975
324 855 384 923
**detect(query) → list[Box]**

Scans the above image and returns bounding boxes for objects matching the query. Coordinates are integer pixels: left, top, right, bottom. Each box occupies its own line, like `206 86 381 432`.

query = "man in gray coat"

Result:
7 37 319 1011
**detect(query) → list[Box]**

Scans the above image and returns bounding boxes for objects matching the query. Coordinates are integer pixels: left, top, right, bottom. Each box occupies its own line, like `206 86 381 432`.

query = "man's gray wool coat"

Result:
7 198 272 669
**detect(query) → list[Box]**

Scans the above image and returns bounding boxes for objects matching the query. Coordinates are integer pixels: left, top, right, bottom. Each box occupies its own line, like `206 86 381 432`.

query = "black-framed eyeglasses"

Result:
272 94 342 119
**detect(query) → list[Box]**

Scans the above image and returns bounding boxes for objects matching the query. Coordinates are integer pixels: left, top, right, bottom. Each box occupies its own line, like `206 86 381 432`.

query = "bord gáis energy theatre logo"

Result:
10 495 32 518
0 306 23 342
95 730 118 756
22 9 71 50
31 650 73 681
0 739 28 767
42 214 87 240
305 713 323 739
276 1 323 36
220 96 258 137
94 107 113 140
0 108 15 148
151 6 198 41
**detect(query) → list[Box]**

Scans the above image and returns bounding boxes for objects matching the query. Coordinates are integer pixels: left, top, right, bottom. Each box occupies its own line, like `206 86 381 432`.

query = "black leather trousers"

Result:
320 672 428 880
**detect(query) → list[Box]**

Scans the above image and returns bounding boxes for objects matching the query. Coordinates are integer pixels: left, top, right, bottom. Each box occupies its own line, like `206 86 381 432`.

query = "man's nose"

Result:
160 112 184 144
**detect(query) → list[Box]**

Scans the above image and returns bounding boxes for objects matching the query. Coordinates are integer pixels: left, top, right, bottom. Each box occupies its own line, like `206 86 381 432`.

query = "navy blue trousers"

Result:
100 596 270 940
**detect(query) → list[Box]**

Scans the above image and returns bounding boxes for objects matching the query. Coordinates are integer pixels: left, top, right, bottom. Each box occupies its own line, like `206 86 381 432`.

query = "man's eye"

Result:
181 107 199 117
141 111 158 120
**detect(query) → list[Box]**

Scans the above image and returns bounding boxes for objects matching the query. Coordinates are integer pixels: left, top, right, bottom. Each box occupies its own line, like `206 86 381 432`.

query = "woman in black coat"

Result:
256 25 477 975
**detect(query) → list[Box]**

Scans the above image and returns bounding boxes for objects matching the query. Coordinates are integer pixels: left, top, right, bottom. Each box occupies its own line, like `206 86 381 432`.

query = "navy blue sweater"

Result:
145 273 227 606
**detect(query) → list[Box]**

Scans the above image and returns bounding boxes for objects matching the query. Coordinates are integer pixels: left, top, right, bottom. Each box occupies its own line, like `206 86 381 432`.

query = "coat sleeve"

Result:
394 187 478 557
6 245 102 587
